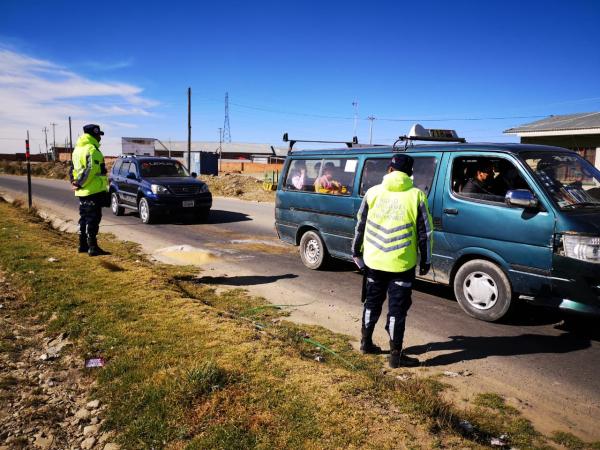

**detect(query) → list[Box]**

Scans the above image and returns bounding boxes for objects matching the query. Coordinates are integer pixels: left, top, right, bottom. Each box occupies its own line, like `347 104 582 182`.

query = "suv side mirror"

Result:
505 189 538 209
126 172 137 180
191 172 198 178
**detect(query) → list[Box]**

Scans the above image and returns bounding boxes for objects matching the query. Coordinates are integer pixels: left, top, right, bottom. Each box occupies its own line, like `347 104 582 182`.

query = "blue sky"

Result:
1 0 599 154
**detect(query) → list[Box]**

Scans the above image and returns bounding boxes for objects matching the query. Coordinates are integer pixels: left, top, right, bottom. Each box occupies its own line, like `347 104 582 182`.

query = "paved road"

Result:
1 174 599 439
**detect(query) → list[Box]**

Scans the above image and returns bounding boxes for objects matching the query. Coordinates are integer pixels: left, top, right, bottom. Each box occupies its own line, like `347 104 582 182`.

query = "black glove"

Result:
419 262 431 276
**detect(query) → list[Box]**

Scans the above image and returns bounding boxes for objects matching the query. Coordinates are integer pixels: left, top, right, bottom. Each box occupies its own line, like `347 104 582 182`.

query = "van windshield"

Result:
140 161 189 178
521 151 600 209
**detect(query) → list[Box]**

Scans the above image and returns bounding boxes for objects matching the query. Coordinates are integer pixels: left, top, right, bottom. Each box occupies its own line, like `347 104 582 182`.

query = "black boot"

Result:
360 328 382 354
78 233 89 253
389 341 419 368
87 236 110 257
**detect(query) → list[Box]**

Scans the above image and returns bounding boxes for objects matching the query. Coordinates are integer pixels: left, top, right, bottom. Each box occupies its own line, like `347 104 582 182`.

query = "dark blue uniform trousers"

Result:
78 193 104 239
362 266 416 348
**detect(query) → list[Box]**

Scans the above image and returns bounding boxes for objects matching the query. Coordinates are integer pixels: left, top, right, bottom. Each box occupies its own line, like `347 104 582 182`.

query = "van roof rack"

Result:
283 132 358 152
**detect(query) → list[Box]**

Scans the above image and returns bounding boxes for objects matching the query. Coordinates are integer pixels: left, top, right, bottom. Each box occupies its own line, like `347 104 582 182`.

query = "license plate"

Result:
182 200 194 207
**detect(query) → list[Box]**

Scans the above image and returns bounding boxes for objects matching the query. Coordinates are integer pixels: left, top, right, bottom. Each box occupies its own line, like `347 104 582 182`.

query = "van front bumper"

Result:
520 255 600 316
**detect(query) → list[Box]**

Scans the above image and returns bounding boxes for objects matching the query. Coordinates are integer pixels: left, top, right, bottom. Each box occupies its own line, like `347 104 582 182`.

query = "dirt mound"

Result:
0 161 70 180
201 173 275 202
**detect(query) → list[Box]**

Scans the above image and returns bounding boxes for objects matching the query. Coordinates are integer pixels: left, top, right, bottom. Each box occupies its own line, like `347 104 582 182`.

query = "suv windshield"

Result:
521 151 600 209
139 160 189 178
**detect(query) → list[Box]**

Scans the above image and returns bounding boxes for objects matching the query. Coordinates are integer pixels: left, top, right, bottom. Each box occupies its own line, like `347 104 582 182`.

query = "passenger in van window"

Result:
352 154 433 368
314 162 343 194
290 161 307 190
462 160 496 195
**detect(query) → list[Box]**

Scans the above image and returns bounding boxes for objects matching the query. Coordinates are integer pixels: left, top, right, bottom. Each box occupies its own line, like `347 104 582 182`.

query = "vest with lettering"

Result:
362 171 429 272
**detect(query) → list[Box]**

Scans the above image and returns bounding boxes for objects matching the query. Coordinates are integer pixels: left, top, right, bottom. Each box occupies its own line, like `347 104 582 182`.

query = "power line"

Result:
223 92 231 143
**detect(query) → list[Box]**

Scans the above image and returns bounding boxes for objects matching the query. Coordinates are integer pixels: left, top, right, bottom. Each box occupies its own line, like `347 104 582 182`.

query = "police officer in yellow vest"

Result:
352 154 433 368
70 124 109 256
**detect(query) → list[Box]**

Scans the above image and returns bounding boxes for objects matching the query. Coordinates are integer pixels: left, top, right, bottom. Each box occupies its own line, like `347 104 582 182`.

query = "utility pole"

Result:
367 116 375 145
218 127 223 173
352 100 359 138
68 116 73 153
50 122 57 161
187 87 192 171
42 127 49 161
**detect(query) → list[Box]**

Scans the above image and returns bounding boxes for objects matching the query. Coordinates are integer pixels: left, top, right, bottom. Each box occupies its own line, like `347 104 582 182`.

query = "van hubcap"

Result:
304 239 321 264
463 272 498 310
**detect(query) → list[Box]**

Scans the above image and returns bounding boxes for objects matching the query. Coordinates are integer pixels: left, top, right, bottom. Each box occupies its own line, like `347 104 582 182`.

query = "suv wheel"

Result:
453 259 513 322
299 230 328 270
111 192 124 216
138 197 154 224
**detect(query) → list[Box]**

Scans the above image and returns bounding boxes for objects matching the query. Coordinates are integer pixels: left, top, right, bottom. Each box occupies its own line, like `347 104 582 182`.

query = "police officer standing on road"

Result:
352 154 433 368
70 124 109 256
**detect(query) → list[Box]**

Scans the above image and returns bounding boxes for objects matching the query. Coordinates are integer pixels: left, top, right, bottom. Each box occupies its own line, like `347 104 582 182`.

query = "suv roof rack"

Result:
283 132 358 153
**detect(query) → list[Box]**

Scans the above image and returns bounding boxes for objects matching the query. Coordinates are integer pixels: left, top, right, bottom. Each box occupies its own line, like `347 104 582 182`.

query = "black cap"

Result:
83 124 104 136
388 154 414 176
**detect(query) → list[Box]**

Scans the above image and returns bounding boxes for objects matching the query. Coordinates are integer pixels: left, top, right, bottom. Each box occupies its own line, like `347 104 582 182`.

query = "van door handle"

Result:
443 208 458 215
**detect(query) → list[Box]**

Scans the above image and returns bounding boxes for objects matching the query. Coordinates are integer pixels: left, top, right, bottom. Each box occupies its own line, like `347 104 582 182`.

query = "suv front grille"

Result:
168 184 203 195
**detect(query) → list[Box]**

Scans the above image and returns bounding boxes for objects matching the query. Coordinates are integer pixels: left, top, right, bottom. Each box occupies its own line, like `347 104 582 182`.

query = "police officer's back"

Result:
70 124 109 256
352 154 433 368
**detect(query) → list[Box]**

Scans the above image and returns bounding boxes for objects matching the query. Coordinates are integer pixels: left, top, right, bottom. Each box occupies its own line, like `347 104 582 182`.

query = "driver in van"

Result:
462 160 495 195
314 162 343 194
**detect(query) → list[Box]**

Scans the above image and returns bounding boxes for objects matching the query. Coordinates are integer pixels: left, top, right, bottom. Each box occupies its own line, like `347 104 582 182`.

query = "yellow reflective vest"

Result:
352 170 433 272
71 134 108 197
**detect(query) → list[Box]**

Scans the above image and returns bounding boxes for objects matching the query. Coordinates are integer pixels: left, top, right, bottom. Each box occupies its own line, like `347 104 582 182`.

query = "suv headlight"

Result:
151 184 169 195
561 235 600 264
199 183 210 193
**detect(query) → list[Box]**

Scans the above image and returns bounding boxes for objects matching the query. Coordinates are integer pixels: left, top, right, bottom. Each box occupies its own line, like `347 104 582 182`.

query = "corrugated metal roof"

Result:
504 112 600 134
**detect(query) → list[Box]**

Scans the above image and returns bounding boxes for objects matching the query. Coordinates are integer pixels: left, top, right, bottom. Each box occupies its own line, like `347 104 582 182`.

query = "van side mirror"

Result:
191 172 198 178
505 189 538 209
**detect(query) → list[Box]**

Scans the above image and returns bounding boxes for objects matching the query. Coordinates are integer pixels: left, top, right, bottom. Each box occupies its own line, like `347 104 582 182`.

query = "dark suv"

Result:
108 156 212 224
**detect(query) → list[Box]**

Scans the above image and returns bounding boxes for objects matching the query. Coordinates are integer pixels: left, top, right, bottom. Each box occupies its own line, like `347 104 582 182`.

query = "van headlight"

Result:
151 184 169 195
562 235 600 264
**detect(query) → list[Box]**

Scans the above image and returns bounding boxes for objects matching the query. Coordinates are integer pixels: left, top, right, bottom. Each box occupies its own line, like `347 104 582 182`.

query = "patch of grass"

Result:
0 200 562 449
473 392 519 415
551 431 586 449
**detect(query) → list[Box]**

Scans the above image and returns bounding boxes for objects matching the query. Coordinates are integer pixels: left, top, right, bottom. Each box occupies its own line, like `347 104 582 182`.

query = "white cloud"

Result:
0 47 157 153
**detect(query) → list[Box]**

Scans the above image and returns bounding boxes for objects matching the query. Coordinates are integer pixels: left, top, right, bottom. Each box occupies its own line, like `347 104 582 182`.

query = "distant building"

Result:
121 137 286 163
504 112 600 168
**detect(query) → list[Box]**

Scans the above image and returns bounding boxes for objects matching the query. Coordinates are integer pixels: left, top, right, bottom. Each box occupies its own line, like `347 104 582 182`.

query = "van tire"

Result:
453 259 512 322
299 230 328 270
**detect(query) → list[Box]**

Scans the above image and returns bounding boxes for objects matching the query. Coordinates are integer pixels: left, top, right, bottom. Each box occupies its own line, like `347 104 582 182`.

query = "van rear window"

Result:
284 158 357 195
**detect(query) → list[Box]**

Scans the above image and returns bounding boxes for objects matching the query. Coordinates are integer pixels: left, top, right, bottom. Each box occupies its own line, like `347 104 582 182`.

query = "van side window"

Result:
284 159 321 192
360 157 437 196
452 156 530 203
314 159 357 195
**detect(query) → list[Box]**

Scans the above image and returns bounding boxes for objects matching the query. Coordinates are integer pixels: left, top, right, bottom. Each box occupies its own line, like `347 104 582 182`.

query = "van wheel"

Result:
299 230 328 270
453 259 512 322
111 192 124 216
138 197 154 224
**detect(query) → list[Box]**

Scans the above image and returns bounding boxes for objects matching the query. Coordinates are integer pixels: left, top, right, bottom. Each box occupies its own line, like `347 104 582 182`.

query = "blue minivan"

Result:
275 131 600 321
